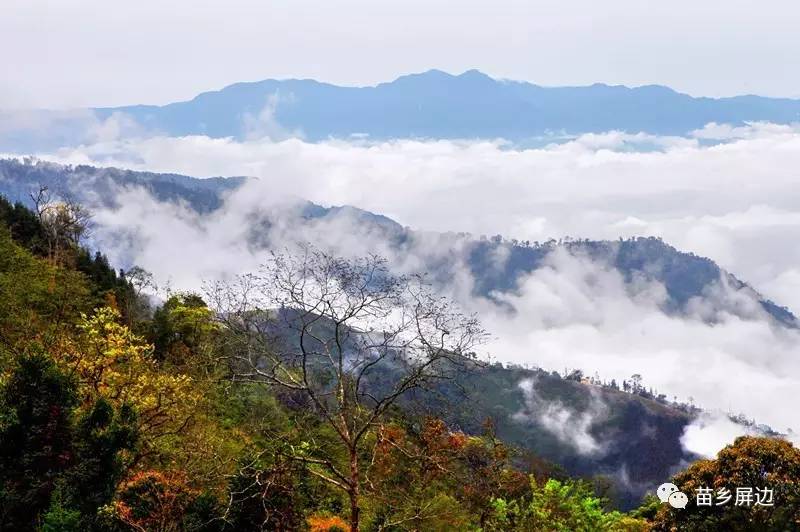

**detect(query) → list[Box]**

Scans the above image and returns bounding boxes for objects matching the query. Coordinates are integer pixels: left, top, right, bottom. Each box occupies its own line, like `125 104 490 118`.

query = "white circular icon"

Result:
668 491 689 509
657 482 680 503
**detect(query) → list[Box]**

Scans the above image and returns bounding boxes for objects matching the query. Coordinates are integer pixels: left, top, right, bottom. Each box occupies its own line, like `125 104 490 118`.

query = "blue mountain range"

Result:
94 69 800 141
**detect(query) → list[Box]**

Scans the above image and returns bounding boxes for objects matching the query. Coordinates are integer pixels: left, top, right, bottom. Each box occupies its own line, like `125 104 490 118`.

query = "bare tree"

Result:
30 185 92 265
122 266 157 325
207 246 487 532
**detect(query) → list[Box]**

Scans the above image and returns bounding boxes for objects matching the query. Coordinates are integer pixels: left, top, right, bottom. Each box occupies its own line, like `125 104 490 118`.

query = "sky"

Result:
3 0 800 109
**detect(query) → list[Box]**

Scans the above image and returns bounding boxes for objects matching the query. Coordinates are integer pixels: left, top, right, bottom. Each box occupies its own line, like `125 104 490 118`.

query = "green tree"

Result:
0 227 89 356
0 352 138 530
486 477 648 531
150 293 221 374
0 195 48 255
57 399 138 525
0 352 77 529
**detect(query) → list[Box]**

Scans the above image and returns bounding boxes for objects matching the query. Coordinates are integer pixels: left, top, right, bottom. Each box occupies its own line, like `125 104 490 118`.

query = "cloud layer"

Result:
11 122 800 456
34 122 800 310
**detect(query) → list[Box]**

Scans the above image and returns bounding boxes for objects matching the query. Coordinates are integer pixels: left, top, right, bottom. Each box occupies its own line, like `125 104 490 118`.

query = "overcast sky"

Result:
2 0 799 109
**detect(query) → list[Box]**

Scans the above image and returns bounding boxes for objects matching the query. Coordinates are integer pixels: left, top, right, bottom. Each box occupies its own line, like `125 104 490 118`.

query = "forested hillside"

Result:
0 193 648 530
2 193 800 531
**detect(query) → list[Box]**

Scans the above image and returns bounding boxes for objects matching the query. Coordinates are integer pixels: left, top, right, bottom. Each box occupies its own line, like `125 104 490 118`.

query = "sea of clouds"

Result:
5 117 800 458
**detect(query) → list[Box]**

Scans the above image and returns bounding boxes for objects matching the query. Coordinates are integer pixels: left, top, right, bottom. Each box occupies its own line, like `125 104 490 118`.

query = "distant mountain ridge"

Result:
0 158 795 330
5 69 800 152
0 157 245 213
90 69 800 141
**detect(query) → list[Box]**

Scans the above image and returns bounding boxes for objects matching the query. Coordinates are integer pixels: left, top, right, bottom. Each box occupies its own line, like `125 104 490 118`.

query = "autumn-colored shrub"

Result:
114 470 200 532
307 514 349 532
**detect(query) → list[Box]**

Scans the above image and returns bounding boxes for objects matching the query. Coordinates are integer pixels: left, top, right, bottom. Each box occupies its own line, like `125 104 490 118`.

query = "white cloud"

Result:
477 248 800 436
13 122 800 456
681 413 759 458
31 124 800 312
242 92 303 141
515 377 608 456
0 109 145 152
79 184 800 454
690 122 800 140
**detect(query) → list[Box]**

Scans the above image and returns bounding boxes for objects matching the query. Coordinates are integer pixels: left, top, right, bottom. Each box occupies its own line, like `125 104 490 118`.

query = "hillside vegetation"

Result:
2 193 799 531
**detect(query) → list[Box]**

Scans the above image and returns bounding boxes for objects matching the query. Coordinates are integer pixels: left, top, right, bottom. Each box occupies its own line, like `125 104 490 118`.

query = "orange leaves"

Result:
448 432 469 450
113 470 200 531
370 418 506 494
651 436 800 530
307 514 349 532
421 418 468 453
380 424 406 444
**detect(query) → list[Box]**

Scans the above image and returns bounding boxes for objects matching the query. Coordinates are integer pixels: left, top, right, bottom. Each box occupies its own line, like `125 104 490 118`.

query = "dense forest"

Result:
1 192 799 531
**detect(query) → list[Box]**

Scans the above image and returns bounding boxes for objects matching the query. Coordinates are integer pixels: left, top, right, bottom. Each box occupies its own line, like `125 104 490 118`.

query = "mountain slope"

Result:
1 158 794 329
463 236 797 328
258 305 697 510
0 158 245 213
408 363 695 509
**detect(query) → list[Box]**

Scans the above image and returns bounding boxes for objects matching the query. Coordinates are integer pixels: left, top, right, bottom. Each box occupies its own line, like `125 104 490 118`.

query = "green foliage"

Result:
629 494 660 521
41 491 84 532
75 248 136 310
0 193 131 311
0 352 77 529
150 292 221 372
3 196 799 532
59 399 139 521
0 194 48 255
0 227 90 355
485 478 648 531
0 352 138 530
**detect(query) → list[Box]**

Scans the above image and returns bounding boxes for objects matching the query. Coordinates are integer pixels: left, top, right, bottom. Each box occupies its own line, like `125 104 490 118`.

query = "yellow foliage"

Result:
51 306 250 494
57 307 201 459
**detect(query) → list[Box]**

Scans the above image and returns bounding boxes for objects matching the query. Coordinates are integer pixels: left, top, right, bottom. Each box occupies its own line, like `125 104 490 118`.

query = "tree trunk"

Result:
349 448 360 532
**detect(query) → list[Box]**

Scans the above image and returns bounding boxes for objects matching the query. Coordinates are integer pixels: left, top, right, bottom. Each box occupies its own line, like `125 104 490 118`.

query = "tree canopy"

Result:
2 195 796 531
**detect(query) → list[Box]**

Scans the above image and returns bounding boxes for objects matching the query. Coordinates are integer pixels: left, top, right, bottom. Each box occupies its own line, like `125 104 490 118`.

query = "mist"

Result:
28 122 800 310
10 122 800 456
